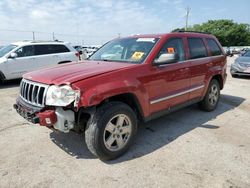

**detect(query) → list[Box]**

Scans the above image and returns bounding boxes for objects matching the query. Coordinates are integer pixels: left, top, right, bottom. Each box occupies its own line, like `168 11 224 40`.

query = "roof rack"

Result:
30 40 64 43
172 30 211 34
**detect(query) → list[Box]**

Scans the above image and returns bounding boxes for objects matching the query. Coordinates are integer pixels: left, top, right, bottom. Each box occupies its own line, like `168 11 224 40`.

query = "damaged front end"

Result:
14 79 80 133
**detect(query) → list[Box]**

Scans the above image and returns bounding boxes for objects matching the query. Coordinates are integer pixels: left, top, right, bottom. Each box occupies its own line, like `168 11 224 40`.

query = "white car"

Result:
0 41 79 82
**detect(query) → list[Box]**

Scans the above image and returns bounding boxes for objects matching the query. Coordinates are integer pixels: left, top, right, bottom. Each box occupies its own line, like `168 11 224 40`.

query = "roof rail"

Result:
172 30 211 34
29 40 64 43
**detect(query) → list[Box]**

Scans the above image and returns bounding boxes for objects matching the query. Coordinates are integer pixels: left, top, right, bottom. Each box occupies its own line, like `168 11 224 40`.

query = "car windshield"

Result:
0 44 17 58
89 37 159 64
243 50 250 57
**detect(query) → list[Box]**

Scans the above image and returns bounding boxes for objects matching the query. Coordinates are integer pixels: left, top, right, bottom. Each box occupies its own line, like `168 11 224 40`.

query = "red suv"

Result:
14 32 227 160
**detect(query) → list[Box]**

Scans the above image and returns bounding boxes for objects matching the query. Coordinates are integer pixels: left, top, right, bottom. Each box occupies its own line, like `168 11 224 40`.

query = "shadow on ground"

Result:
49 94 245 162
232 75 250 80
0 79 21 89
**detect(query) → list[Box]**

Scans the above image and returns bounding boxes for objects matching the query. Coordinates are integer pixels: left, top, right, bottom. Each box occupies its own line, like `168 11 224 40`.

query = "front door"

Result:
147 38 190 115
6 45 35 79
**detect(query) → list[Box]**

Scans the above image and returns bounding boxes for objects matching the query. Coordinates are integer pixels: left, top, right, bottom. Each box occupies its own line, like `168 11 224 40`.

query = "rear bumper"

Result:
14 97 75 132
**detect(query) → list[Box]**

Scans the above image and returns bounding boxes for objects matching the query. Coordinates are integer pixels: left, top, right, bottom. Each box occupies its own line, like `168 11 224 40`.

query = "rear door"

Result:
148 38 191 115
187 37 210 100
34 45 60 68
49 44 73 63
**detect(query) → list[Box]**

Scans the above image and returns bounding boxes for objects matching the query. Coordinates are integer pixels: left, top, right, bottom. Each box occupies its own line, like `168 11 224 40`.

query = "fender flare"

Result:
0 71 6 82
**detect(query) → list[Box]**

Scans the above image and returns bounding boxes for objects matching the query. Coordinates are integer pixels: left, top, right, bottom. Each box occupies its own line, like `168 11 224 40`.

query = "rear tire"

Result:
85 102 137 160
199 79 220 112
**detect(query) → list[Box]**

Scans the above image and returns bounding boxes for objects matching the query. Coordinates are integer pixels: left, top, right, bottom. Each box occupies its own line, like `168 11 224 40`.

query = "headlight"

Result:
46 85 80 106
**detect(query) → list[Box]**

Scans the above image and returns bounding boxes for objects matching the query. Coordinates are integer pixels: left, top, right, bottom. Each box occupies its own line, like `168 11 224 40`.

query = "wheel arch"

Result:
105 93 144 120
58 60 72 64
211 74 223 90
0 71 6 82
76 92 144 132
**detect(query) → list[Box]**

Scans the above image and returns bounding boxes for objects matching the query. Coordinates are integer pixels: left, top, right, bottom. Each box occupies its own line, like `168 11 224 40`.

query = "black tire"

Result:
85 102 137 160
199 79 220 112
231 74 237 78
0 71 5 84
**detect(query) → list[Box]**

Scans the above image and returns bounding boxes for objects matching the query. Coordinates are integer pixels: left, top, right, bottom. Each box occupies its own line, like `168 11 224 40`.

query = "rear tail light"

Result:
75 52 81 60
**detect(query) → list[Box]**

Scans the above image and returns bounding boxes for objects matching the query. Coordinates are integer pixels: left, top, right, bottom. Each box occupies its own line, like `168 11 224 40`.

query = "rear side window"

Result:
207 39 222 56
188 38 207 59
50 45 70 53
34 45 49 55
34 44 70 55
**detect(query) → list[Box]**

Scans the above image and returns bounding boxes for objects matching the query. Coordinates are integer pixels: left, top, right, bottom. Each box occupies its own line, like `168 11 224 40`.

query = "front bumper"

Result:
14 97 75 132
14 97 43 124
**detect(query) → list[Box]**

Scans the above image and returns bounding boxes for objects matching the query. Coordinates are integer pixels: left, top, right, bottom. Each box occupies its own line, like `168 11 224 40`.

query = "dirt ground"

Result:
0 57 249 188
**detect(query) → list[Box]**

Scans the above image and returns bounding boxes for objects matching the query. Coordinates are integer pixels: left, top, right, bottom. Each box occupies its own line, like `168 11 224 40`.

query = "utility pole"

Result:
185 7 191 31
52 32 55 41
32 31 35 41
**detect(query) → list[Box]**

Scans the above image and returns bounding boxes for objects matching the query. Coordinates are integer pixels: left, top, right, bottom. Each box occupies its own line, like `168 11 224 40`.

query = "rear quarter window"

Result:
188 38 208 59
207 38 222 56
50 45 70 53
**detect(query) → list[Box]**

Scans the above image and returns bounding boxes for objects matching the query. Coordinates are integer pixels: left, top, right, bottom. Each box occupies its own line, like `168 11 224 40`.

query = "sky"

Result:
0 0 249 45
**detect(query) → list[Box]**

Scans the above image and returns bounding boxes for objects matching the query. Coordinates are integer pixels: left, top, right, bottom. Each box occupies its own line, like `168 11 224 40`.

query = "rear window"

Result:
34 44 70 55
207 39 222 56
188 38 208 59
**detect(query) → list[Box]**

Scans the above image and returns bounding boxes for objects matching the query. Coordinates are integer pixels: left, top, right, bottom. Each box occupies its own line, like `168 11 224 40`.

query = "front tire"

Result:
231 74 237 78
199 79 220 112
85 102 137 160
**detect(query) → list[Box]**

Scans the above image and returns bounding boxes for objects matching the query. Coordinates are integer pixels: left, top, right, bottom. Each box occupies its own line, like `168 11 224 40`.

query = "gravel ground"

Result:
0 57 249 188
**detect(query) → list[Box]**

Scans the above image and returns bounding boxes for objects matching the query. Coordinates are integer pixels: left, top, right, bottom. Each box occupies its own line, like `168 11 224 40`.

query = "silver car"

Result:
231 50 250 77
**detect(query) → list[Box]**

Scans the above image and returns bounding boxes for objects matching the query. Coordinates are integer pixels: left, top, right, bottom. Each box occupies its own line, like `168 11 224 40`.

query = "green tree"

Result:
172 20 250 46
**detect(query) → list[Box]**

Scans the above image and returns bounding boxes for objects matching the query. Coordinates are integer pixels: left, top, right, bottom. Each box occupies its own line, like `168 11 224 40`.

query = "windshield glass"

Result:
0 44 17 58
243 50 250 57
89 37 159 63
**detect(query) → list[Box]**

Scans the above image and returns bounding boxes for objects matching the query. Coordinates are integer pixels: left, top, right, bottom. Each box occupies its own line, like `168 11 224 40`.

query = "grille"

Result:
20 79 49 107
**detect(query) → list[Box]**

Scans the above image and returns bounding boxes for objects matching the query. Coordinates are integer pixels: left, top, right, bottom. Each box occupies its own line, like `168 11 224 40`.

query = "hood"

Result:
23 60 136 85
236 56 250 64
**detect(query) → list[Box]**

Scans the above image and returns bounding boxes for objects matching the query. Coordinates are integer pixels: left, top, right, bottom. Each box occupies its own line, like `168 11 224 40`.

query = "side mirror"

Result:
9 52 17 58
154 53 179 65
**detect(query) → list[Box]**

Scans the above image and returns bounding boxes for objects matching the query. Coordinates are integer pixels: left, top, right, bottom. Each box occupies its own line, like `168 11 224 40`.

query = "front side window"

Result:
15 45 35 57
89 37 159 64
0 44 17 58
188 38 208 59
243 50 250 57
155 38 185 61
207 39 222 56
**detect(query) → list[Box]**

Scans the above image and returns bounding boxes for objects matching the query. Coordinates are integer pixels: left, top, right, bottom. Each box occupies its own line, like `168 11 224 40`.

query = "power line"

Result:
0 29 114 38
